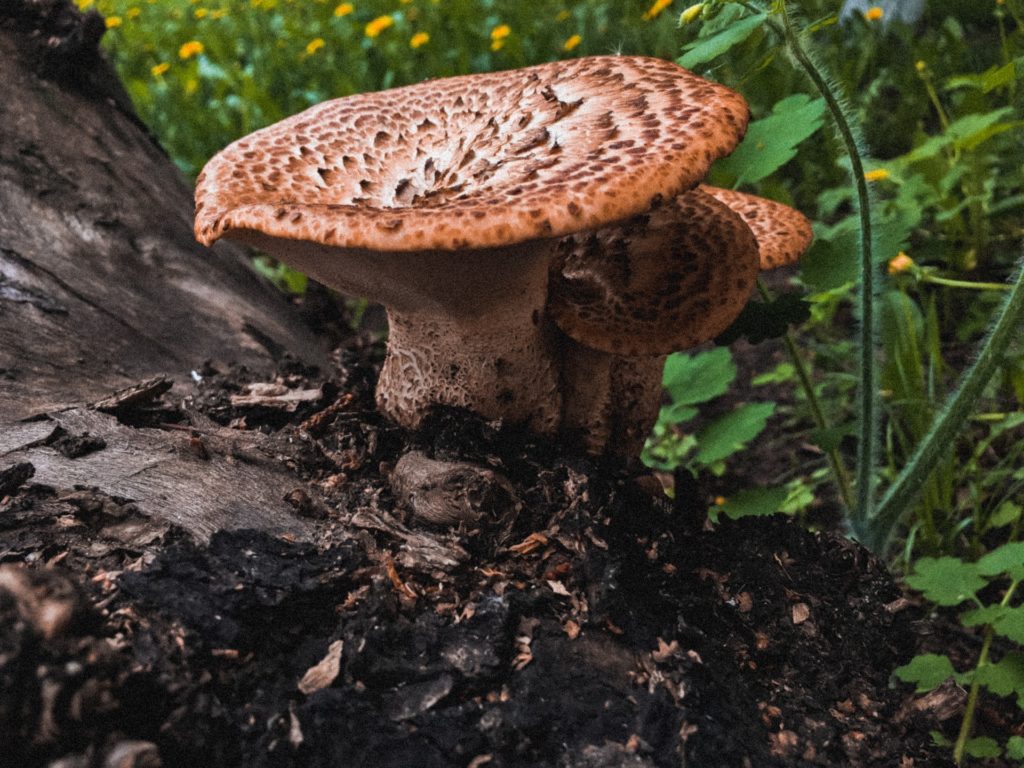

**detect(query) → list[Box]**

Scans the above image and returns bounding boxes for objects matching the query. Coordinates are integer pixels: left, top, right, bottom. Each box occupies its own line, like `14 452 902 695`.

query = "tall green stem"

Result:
776 3 879 535
866 253 1024 553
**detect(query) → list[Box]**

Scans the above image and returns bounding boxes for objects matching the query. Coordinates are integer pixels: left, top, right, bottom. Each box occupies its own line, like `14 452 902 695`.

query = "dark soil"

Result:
0 334 955 768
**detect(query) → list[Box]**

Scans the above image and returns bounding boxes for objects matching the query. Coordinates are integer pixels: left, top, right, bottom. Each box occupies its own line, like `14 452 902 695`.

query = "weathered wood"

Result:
0 2 325 420
0 407 316 541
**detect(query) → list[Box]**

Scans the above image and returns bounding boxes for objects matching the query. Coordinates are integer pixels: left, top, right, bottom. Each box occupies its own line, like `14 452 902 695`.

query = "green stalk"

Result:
919 274 1011 292
776 3 879 536
866 252 1024 553
953 579 1020 765
758 281 855 511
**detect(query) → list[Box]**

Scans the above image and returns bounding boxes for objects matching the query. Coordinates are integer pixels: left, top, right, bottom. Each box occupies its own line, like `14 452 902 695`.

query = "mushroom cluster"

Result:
195 56 811 456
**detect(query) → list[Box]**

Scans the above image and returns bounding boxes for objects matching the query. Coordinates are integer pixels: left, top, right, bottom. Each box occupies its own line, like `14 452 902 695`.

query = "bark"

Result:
0 0 325 420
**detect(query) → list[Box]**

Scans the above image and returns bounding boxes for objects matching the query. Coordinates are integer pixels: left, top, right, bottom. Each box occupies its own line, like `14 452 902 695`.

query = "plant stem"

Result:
776 2 879 538
920 274 1010 292
868 252 1024 553
757 281 855 511
953 578 1020 764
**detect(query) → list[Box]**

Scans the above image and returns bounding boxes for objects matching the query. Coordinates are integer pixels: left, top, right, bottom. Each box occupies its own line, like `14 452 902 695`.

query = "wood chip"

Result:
298 639 344 695
791 602 811 625
230 382 324 411
92 376 173 413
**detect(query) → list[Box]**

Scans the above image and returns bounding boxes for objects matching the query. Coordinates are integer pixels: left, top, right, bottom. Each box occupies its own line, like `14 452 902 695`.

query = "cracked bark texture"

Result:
0 1 324 419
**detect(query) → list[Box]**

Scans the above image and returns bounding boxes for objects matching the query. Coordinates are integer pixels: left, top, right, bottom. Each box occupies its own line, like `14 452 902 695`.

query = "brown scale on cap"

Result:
548 188 760 358
194 56 749 253
701 185 813 269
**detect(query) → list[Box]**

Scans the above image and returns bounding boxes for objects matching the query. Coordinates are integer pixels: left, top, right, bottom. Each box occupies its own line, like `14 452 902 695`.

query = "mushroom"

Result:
194 56 749 436
549 185 813 456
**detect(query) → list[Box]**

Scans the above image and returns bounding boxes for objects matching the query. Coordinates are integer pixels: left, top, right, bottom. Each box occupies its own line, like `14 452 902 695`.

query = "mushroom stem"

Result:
559 338 666 459
378 301 561 433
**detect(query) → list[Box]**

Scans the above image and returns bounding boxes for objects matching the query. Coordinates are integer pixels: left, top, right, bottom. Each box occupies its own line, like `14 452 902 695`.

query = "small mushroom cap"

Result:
548 188 760 357
195 56 749 252
700 186 813 269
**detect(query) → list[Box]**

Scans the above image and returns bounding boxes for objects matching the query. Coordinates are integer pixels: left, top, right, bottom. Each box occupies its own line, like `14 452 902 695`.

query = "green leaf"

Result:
713 94 826 185
662 348 736 406
964 606 1024 645
694 402 775 466
977 542 1024 579
902 108 1017 163
992 607 1024 645
964 737 1002 759
1006 735 1024 760
975 653 1024 706
905 557 987 606
721 486 790 520
678 12 767 68
752 362 796 386
989 501 1023 530
894 654 956 692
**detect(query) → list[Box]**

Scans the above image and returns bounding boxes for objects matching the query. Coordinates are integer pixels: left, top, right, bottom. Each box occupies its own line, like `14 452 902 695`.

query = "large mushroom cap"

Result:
195 56 749 252
547 188 760 357
701 186 813 269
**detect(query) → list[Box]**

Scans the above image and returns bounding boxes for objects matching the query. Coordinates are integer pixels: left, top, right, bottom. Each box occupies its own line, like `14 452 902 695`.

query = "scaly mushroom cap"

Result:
547 188 760 356
700 186 813 269
194 56 749 252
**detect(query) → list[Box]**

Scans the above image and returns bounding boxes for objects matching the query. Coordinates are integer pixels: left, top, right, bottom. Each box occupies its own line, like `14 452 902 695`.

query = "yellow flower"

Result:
713 496 726 507
105 16 122 28
563 34 581 51
642 0 673 21
915 60 927 72
185 77 199 96
126 7 141 18
679 3 703 24
77 0 94 8
863 6 884 21
305 37 326 55
194 7 208 18
334 2 353 16
490 24 511 51
178 40 204 59
365 15 393 37
410 31 430 49
888 252 914 275
864 168 889 182
151 62 170 76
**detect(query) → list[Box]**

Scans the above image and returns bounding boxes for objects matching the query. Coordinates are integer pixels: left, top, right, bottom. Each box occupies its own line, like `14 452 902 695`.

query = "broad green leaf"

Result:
992 607 1024 645
945 59 1021 93
713 94 826 185
905 557 986 606
1006 735 1024 760
962 605 1007 627
894 654 956 692
902 108 1016 163
989 501 1023 530
678 13 767 68
964 606 1024 645
974 653 1024 707
694 402 775 466
658 402 699 426
721 486 790 520
800 205 918 291
662 348 736 406
977 542 1024 578
964 737 1002 759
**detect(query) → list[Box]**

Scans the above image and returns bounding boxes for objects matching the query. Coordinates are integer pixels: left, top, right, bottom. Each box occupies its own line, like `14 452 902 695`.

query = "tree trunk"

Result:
0 0 325 420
